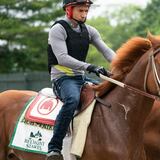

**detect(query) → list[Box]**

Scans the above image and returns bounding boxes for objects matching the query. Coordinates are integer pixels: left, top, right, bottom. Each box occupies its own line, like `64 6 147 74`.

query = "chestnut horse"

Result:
0 33 160 160
144 101 160 160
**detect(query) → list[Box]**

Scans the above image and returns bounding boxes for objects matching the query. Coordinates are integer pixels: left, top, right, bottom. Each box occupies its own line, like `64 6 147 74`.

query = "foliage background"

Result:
0 0 160 73
0 0 63 73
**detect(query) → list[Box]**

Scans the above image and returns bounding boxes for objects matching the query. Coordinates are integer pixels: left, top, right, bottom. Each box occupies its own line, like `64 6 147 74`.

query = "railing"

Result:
0 72 51 92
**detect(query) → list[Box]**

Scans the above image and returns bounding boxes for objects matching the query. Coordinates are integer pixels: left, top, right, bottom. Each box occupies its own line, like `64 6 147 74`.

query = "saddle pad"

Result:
9 97 74 158
9 97 53 154
25 94 63 125
70 99 96 157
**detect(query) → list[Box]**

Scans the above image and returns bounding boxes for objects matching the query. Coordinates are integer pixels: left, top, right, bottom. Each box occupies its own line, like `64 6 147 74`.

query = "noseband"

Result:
144 47 160 96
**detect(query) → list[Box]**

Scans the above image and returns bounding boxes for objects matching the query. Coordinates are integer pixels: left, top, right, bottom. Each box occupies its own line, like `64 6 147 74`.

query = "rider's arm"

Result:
48 23 90 70
87 25 116 62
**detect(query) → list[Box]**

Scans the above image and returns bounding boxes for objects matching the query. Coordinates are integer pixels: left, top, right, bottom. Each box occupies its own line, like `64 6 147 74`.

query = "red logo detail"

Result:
37 98 58 115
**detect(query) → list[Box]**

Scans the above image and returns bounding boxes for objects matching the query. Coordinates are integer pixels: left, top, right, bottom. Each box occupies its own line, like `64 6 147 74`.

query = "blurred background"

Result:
0 0 159 91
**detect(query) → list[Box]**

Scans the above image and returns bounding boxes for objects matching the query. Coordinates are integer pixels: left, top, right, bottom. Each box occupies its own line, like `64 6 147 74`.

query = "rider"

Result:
46 0 116 159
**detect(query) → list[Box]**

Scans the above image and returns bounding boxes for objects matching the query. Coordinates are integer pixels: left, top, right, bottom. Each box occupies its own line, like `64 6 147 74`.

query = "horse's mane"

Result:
111 37 151 75
93 37 151 96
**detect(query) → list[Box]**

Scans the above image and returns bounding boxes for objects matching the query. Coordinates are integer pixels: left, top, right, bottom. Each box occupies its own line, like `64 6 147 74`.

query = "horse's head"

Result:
145 32 160 96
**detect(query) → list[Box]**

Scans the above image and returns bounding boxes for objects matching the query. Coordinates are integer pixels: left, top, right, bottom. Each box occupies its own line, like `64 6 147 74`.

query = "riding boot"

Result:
46 151 64 160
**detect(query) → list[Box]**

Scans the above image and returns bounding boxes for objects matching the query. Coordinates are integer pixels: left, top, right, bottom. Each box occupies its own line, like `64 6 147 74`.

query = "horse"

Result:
0 32 160 160
80 33 160 160
144 100 160 160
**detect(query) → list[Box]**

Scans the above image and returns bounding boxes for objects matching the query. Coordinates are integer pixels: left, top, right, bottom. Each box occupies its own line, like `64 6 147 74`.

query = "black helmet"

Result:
63 0 93 9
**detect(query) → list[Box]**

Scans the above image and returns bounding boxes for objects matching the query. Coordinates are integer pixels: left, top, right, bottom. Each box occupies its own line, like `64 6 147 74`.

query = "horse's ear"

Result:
147 31 153 39
147 31 160 49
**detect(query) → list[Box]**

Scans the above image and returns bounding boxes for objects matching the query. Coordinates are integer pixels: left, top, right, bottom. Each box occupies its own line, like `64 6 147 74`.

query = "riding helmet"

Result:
63 0 93 9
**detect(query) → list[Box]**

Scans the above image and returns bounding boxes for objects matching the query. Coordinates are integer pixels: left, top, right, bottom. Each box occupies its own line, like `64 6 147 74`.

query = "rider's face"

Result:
72 5 89 22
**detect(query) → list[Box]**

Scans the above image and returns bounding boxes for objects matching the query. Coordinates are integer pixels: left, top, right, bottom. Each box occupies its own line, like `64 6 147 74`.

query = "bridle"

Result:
144 47 160 96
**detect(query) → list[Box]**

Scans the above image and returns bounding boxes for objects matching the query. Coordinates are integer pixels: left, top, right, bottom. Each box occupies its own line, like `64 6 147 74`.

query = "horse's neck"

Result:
115 87 154 124
124 57 148 91
91 87 150 159
120 57 154 122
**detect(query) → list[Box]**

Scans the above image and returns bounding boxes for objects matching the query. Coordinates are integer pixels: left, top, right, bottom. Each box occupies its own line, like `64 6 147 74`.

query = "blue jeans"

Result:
48 75 98 153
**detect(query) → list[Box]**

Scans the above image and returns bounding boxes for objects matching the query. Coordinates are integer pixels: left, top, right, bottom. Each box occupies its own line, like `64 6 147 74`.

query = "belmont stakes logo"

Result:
24 130 45 151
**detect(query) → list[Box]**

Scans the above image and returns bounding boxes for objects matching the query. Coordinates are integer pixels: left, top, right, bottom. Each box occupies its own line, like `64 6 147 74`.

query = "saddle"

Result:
79 84 96 112
25 85 96 125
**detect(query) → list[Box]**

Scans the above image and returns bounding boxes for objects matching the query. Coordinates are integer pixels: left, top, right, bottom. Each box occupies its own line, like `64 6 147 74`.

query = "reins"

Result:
99 46 160 101
100 74 160 101
95 96 111 108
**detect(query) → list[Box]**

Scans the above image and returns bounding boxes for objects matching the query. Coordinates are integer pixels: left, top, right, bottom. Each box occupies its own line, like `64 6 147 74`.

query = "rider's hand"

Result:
87 65 112 77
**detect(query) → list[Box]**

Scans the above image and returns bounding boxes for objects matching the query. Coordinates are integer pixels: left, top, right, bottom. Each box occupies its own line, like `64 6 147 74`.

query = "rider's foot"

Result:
46 151 63 160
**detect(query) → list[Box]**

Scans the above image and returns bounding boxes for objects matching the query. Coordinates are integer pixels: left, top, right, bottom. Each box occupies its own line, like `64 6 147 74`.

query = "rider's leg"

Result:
48 75 85 154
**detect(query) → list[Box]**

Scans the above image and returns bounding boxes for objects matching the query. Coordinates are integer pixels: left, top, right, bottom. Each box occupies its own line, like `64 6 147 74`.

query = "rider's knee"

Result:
65 95 80 109
68 95 79 105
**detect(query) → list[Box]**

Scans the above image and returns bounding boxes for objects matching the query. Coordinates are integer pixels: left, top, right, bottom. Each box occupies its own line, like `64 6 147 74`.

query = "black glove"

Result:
87 64 111 77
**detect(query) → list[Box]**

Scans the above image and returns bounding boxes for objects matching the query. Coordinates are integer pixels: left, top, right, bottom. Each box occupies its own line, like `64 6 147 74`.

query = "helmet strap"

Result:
66 6 73 19
72 18 86 25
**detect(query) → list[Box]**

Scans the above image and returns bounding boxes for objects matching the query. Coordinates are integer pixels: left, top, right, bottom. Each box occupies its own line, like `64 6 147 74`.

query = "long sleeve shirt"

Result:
48 17 116 80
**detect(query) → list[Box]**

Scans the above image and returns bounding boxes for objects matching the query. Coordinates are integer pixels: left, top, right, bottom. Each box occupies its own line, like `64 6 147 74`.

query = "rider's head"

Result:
63 0 93 24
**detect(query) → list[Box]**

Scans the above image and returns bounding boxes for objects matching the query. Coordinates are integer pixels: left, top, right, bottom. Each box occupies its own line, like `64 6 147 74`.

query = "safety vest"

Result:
47 20 89 73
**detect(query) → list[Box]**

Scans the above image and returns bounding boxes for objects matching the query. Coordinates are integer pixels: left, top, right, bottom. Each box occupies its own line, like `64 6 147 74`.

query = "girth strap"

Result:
95 97 111 108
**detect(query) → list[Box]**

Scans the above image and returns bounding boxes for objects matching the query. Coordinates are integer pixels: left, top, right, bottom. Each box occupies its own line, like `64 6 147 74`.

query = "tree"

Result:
86 5 143 68
86 0 160 69
0 0 63 73
107 4 143 50
86 17 113 68
135 0 160 36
